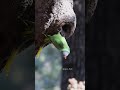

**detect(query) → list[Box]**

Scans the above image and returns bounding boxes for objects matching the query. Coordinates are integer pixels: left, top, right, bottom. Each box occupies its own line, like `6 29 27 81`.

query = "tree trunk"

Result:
86 0 120 89
61 0 85 89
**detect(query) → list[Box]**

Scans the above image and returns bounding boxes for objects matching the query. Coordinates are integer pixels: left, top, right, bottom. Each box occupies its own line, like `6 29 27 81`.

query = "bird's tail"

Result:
36 47 43 59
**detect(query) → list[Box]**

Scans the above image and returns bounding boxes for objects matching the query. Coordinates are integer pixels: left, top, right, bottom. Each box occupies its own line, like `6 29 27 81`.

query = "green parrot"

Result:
1 32 70 76
36 32 70 59
1 18 70 75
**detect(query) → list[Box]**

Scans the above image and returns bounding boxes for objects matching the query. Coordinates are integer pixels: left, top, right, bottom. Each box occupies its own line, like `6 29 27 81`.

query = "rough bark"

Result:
35 0 76 53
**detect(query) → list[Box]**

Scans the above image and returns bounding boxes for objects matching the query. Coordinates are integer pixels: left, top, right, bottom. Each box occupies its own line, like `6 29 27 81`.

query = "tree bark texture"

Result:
61 0 85 90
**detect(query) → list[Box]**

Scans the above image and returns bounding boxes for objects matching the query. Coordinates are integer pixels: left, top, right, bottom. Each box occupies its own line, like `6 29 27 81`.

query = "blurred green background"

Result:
35 44 62 90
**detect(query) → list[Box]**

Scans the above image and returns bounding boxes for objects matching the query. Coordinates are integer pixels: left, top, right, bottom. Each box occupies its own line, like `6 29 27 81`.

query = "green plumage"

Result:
47 33 70 59
36 33 70 59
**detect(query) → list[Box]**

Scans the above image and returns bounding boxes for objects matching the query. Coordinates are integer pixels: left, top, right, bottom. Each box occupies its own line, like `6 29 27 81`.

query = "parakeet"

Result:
48 33 70 59
36 32 70 59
